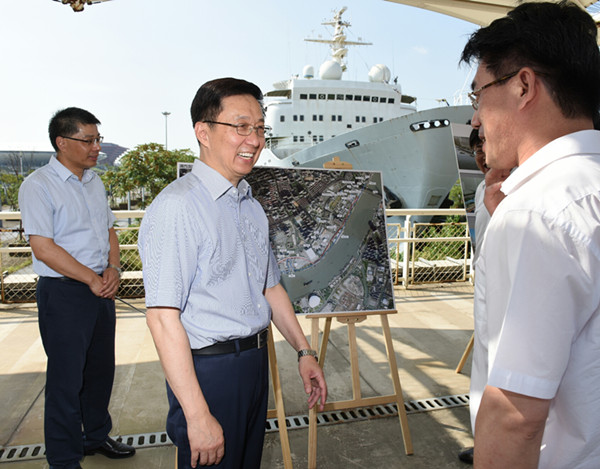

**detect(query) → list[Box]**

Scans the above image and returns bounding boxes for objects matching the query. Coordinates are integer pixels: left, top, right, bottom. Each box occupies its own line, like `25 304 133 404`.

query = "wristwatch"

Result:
108 263 122 278
297 349 318 362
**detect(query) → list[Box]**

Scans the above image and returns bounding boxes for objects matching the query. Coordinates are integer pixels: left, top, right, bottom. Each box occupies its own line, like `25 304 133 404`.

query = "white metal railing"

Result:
385 209 471 287
0 209 470 302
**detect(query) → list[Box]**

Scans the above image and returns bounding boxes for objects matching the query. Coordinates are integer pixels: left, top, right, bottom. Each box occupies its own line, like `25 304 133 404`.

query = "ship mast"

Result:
304 6 372 72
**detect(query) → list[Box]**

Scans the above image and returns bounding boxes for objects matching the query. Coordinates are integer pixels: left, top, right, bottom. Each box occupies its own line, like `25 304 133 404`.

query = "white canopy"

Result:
385 0 600 43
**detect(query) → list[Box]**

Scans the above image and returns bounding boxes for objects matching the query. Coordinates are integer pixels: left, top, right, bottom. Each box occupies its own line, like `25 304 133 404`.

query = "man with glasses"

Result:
460 2 600 467
139 78 327 468
18 107 135 468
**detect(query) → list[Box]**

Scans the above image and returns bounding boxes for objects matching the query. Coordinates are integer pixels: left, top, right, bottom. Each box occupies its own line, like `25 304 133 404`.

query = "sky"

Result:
0 0 478 153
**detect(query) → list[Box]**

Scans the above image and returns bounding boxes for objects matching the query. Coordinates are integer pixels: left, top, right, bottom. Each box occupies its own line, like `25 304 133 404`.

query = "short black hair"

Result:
48 107 100 152
460 1 600 120
469 128 482 150
190 77 264 131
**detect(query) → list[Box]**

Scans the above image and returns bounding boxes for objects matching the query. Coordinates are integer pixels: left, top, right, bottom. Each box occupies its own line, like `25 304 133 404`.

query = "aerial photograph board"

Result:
246 166 395 315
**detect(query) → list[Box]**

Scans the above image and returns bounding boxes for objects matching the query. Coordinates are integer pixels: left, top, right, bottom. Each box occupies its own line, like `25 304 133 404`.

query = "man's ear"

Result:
516 67 539 108
55 136 66 152
194 121 209 148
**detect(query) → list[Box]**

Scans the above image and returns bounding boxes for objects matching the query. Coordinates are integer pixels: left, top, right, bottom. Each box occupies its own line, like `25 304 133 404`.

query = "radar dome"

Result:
303 65 314 79
319 60 343 80
368 64 391 83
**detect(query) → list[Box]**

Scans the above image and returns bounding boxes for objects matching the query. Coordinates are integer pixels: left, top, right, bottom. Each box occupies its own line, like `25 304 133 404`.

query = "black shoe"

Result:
458 446 474 464
84 436 136 459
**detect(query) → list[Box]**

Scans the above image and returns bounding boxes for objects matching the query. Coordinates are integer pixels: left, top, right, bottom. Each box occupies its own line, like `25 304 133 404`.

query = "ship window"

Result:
388 98 395 104
337 94 344 100
331 115 336 121
313 115 317 121
354 95 362 101
300 115 304 121
293 136 298 142
327 94 335 100
312 135 318 142
319 115 323 121
355 116 360 123
372 96 379 102
293 115 298 121
373 117 378 123
346 94 353 100
309 94 317 99
379 117 383 122
299 136 305 142
338 115 342 121
363 96 370 101
300 94 308 100
380 97 387 103
347 124 352 128
319 135 324 142
280 115 285 122
318 94 326 99
361 116 366 123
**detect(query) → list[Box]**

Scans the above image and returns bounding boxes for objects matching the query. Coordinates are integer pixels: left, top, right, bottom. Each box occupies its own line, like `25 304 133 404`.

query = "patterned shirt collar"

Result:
191 158 253 201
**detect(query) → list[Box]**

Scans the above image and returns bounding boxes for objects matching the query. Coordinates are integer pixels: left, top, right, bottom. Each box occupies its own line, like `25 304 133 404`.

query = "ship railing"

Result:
0 208 472 303
386 209 472 287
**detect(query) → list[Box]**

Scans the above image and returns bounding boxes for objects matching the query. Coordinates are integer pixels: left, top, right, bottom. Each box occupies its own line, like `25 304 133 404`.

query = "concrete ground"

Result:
0 282 475 468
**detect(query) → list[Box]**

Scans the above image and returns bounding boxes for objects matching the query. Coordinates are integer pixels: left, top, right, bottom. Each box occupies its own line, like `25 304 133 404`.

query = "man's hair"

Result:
469 128 482 150
460 1 600 120
190 77 264 128
48 107 100 152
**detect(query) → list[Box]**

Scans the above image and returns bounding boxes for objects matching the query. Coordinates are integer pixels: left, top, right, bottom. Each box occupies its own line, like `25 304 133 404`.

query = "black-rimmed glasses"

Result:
203 121 271 138
61 135 104 145
468 71 519 110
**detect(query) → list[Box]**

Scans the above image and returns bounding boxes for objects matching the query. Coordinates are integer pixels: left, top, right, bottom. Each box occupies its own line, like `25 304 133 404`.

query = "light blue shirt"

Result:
139 159 281 349
18 156 115 277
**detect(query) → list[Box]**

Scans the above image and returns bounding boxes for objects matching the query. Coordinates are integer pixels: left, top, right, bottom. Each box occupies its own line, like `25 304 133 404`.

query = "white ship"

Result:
256 7 473 209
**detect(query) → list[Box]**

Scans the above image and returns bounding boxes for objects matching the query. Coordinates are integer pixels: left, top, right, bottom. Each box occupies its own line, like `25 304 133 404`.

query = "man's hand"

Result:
187 413 225 467
299 356 327 411
99 266 120 299
484 168 511 215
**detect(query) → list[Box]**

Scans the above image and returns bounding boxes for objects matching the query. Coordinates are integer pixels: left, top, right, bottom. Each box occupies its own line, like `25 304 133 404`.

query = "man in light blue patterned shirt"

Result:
139 78 327 469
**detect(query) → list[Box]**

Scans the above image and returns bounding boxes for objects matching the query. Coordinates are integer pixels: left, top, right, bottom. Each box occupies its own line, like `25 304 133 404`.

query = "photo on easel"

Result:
245 166 395 315
450 123 486 250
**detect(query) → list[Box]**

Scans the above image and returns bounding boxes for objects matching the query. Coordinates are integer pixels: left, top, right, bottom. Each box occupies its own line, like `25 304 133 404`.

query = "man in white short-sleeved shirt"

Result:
460 2 600 467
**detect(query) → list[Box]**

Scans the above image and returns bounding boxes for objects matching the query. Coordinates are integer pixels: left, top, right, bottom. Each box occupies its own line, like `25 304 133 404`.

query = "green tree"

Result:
102 143 195 208
0 172 24 210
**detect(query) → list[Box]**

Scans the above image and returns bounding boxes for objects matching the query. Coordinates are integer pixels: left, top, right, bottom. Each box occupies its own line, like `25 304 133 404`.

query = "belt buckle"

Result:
257 329 266 349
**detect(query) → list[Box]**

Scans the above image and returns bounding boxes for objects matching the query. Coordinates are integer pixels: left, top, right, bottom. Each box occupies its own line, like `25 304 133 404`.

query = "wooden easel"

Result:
267 325 294 469
307 310 413 469
455 332 474 374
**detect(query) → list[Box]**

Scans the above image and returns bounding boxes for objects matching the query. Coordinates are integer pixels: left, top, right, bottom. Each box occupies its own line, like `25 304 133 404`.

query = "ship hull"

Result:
257 105 474 209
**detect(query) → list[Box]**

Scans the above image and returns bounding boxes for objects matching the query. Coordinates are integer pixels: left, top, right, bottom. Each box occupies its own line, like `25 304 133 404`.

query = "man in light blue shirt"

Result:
139 78 327 469
18 107 135 468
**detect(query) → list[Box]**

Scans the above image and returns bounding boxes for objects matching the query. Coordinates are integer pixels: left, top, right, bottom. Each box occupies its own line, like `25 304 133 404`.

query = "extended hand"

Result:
299 357 328 411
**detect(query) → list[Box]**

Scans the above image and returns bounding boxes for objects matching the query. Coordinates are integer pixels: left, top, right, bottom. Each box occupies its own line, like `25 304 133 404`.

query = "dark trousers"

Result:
36 276 116 469
166 345 269 469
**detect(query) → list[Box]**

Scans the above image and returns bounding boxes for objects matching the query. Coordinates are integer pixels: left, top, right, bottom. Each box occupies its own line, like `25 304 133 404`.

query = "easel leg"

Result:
268 326 294 469
308 318 320 469
381 314 413 455
455 333 474 374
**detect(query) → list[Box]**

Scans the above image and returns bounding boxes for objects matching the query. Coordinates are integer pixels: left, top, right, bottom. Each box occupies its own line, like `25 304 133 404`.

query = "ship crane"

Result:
304 7 372 72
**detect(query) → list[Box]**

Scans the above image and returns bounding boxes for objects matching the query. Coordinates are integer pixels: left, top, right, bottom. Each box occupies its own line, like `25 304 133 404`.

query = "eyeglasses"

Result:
468 71 519 110
61 135 104 145
203 121 271 138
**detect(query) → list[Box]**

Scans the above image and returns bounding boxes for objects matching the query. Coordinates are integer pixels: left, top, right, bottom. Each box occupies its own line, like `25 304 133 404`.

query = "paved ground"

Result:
0 282 475 468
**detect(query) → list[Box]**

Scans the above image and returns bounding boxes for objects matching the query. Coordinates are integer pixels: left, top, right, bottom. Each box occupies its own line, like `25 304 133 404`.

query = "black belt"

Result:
191 329 268 356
